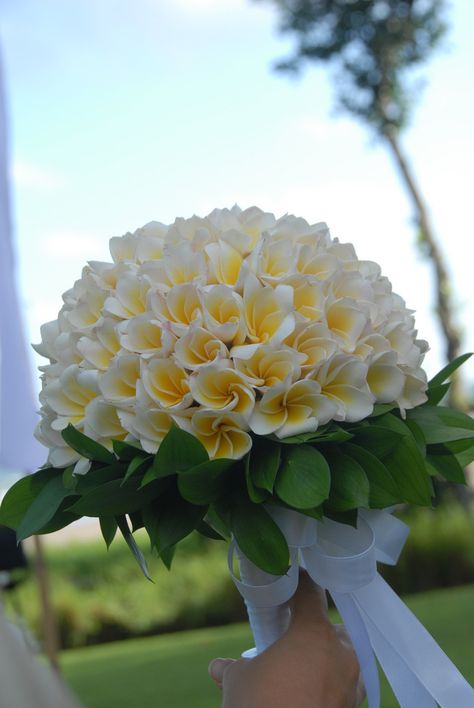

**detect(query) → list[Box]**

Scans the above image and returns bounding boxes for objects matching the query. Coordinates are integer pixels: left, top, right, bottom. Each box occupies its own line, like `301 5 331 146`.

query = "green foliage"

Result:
256 0 448 135
230 494 289 575
275 445 330 509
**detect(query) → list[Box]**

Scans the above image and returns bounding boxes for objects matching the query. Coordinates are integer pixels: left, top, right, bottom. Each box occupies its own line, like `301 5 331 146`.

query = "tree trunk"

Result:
383 128 465 409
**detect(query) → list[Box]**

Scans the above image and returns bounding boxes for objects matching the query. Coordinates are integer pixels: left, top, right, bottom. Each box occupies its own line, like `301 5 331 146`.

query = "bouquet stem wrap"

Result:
235 548 291 656
230 507 474 708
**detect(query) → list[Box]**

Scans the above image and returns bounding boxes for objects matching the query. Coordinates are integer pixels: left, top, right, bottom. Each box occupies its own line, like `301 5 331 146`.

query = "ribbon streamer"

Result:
229 507 474 708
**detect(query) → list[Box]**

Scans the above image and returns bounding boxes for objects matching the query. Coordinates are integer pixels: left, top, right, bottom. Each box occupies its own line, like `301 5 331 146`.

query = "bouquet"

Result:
1 206 473 707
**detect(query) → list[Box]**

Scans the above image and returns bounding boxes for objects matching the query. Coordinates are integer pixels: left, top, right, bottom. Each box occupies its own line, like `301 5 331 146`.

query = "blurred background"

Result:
0 1 473 707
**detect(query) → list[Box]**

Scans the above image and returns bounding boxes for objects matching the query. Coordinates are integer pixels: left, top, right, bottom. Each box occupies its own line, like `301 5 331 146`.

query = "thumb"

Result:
208 658 236 687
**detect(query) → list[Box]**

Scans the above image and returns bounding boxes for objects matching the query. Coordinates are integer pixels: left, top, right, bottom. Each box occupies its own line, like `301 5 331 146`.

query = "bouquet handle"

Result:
235 547 291 656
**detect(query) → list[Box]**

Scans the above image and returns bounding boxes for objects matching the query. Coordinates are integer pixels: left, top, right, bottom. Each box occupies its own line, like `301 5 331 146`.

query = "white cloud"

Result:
12 162 65 191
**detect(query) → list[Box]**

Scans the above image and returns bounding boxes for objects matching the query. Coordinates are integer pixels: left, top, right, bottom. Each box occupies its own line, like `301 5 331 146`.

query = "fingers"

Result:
290 570 329 628
208 658 236 688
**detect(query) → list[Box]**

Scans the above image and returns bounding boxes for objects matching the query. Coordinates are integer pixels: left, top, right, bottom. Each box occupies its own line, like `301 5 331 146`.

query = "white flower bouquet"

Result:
1 206 473 706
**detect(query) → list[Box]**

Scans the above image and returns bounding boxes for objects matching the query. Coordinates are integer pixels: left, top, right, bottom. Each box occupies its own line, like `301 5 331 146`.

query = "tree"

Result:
255 0 465 405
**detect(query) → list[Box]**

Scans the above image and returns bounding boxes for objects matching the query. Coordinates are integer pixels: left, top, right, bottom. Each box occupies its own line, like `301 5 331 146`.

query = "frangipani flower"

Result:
201 285 246 344
141 358 192 411
99 354 141 405
312 354 375 422
118 406 175 453
284 322 338 372
119 313 175 358
234 345 305 389
150 283 203 336
174 326 228 370
77 318 121 370
230 273 295 359
34 206 428 468
42 365 100 431
189 363 255 418
205 240 243 286
250 378 337 438
189 409 252 459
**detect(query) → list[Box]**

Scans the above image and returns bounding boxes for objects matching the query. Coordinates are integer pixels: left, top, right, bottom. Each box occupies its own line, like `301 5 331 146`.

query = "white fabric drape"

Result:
0 606 80 708
0 46 44 475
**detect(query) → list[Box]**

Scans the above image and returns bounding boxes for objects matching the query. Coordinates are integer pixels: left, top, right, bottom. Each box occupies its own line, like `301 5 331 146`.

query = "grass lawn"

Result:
62 584 474 708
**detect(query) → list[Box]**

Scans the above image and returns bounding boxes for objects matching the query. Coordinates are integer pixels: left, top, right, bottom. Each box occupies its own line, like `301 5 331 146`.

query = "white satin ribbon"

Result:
230 507 474 708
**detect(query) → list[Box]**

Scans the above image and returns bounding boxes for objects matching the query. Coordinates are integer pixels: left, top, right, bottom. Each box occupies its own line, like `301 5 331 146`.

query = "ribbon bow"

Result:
229 507 474 708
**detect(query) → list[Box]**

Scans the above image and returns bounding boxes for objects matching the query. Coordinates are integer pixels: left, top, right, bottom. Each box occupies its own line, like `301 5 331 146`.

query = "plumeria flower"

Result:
119 312 175 359
118 406 176 454
284 322 338 372
201 285 247 344
99 354 141 405
149 283 203 337
174 326 229 370
233 344 305 389
249 377 337 438
42 364 100 431
33 206 429 468
188 409 252 459
189 362 255 418
141 357 193 411
311 353 375 422
77 318 121 370
230 273 295 359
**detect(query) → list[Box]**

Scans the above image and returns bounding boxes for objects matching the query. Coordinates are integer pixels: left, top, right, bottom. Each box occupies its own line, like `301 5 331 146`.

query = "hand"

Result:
208 571 365 708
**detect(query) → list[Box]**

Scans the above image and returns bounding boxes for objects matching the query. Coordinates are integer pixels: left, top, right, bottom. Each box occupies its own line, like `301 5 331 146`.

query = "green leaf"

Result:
141 425 209 485
159 545 176 570
0 468 59 529
244 453 269 503
117 516 152 581
177 458 236 505
404 419 426 456
277 425 353 445
37 509 80 535
344 443 401 508
441 439 474 468
99 517 118 548
351 424 403 458
275 445 330 509
377 414 432 505
325 450 370 512
144 486 206 552
426 382 450 405
324 508 358 528
122 456 152 486
407 406 474 444
249 437 281 492
75 463 125 493
205 506 231 540
17 475 72 541
142 503 159 548
62 466 77 491
112 440 148 461
428 353 472 388
231 496 289 575
426 451 466 484
69 477 164 517
369 404 396 418
196 520 226 541
61 424 115 464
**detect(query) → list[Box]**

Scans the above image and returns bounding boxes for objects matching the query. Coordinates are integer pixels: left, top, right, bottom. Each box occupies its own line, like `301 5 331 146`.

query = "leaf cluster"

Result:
1 354 472 578
256 0 448 134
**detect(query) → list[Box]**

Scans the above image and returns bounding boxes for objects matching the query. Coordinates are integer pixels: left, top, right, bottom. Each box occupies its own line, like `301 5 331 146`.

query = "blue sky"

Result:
1 0 473 388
